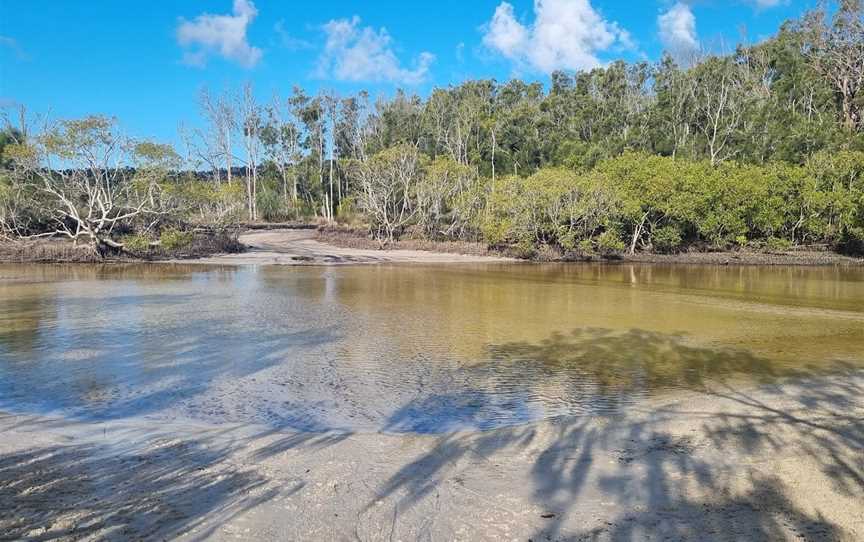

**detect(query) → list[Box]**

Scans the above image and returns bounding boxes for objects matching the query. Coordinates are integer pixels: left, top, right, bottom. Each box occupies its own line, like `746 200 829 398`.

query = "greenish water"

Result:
1 263 862 433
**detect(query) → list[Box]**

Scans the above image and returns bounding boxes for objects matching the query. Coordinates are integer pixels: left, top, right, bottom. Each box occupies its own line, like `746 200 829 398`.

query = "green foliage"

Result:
256 186 294 223
766 237 793 251
481 168 625 251
159 228 193 251
652 225 684 253
122 234 153 253
415 157 480 238
596 229 626 253
578 238 595 254
163 179 245 224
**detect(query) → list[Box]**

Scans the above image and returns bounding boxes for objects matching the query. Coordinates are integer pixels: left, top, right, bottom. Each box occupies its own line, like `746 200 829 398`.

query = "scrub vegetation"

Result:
1 2 863 259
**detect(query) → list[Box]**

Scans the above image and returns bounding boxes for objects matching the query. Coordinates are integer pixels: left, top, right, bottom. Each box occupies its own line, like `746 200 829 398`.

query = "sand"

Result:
183 229 514 266
2 370 862 541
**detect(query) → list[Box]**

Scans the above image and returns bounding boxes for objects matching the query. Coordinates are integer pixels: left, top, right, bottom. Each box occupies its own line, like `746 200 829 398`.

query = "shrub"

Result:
159 227 193 251
766 237 793 252
122 234 153 253
837 228 864 255
578 238 595 254
652 225 684 253
596 229 625 253
257 187 297 222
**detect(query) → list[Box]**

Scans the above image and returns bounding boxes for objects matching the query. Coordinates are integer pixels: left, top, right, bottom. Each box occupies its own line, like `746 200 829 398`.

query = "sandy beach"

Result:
2 369 862 541
182 229 514 266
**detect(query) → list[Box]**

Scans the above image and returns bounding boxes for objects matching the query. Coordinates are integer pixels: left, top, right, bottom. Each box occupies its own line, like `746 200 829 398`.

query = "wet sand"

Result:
2 370 862 541
184 229 514 266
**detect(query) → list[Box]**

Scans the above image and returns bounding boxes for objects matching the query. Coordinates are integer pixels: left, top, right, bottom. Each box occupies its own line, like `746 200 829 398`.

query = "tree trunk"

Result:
630 212 649 254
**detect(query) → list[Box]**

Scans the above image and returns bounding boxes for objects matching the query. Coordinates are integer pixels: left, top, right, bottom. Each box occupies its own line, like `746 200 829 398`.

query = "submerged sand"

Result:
2 370 862 541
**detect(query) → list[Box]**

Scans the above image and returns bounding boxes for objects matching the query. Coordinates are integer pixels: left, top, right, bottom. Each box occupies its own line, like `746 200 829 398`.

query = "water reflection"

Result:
489 328 776 393
1 263 862 433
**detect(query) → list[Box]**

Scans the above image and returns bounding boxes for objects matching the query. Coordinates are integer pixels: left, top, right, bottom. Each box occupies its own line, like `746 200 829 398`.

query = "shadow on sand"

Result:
1 328 862 540
0 436 277 541
371 329 864 540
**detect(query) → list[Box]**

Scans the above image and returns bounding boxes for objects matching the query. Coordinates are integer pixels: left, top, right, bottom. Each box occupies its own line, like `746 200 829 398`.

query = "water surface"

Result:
1 263 862 433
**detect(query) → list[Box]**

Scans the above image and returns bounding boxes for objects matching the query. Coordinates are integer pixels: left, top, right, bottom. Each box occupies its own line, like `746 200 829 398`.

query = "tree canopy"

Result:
2 1 863 256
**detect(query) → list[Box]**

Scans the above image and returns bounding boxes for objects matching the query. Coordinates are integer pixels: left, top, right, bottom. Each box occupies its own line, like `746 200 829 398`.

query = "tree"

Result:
238 83 262 221
808 0 864 132
690 56 747 165
261 94 301 204
415 156 478 238
322 90 340 222
652 54 695 158
197 87 237 184
3 116 169 253
349 143 422 246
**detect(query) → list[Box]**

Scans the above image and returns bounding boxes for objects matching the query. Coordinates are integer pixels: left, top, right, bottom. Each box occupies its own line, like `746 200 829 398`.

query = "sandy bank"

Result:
2 370 862 541
184 229 515 266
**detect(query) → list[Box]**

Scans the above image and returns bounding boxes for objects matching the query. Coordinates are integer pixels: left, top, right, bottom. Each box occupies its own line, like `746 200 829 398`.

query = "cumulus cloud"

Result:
481 0 634 73
317 16 434 85
658 2 699 59
177 0 262 68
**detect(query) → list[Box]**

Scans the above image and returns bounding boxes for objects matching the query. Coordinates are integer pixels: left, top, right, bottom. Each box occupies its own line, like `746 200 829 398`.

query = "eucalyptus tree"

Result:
366 90 424 154
334 94 366 202
689 56 747 165
238 83 262 221
322 90 342 221
807 0 864 132
261 94 302 203
650 54 695 158
197 87 237 184
290 87 327 212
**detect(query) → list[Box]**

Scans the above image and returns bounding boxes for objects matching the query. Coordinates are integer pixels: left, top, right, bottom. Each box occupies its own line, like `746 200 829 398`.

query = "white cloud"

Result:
481 0 634 73
274 20 313 51
752 0 784 8
317 16 434 85
658 2 699 58
177 0 262 68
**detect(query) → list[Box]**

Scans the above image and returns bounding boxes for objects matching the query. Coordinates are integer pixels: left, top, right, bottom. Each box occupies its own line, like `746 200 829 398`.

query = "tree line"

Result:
1 1 862 256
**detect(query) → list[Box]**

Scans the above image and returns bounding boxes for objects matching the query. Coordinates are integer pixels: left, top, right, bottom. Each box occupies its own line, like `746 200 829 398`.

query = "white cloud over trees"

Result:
482 0 634 73
177 0 263 68
317 16 435 85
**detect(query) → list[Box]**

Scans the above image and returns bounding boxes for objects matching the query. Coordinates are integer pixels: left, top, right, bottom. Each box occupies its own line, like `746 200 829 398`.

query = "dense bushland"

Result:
1 2 862 258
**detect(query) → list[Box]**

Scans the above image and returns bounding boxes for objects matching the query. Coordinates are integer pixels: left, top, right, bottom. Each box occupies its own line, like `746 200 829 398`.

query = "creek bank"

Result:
4 225 863 266
0 230 245 263
319 226 864 267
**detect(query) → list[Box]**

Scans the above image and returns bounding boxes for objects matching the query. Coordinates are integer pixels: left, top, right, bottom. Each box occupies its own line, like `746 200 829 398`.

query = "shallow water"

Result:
1 263 862 433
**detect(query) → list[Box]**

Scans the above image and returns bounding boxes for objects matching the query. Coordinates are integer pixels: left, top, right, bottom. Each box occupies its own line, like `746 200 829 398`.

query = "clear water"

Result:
1 263 862 433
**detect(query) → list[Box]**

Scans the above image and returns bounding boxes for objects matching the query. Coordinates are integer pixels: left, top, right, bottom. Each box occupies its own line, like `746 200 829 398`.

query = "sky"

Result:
0 0 817 145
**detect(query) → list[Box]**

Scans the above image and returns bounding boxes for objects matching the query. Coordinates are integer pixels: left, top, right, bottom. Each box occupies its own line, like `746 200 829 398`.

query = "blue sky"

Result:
1 0 815 144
